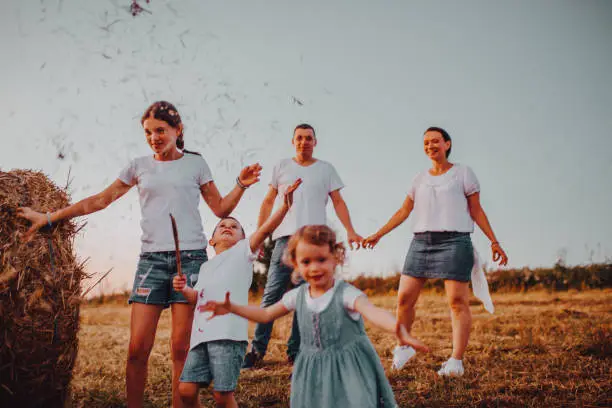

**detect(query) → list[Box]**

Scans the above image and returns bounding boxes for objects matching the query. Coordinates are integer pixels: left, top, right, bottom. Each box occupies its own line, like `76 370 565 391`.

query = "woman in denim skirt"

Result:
17 101 261 407
364 127 508 377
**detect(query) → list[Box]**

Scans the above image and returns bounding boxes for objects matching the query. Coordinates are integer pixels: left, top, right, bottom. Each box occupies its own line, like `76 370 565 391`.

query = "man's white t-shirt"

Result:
281 280 365 321
190 239 255 349
408 164 480 233
118 154 213 252
270 158 344 240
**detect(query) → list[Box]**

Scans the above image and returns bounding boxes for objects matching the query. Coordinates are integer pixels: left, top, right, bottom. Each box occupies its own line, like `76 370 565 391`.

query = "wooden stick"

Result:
169 213 183 277
81 268 113 299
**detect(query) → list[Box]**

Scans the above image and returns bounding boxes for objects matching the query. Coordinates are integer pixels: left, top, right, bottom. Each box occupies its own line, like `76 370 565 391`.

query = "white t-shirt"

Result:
281 280 365 321
118 154 213 252
408 164 480 233
270 158 344 240
190 239 255 348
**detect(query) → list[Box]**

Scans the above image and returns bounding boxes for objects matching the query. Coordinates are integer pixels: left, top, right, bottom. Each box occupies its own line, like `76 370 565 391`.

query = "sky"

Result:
2 0 611 293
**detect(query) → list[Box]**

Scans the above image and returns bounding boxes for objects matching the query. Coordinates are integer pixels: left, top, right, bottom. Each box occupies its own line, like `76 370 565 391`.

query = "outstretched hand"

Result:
15 207 48 242
238 163 262 187
395 322 430 353
198 291 232 320
283 178 302 208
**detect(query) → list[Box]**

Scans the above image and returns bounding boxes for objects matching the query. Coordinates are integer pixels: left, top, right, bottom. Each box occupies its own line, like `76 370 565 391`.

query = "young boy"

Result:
172 179 301 408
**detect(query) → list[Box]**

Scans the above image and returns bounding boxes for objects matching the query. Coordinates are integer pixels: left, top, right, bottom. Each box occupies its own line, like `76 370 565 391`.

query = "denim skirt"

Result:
402 232 474 282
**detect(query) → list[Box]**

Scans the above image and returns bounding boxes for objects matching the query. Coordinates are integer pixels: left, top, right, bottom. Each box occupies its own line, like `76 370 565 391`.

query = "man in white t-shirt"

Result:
243 123 363 368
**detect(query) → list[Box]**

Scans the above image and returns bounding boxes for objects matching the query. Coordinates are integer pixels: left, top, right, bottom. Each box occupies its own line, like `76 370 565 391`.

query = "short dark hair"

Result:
293 123 316 138
425 126 452 158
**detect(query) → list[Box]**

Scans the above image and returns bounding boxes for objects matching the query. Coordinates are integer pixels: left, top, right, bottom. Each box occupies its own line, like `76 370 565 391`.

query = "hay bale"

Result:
0 170 86 407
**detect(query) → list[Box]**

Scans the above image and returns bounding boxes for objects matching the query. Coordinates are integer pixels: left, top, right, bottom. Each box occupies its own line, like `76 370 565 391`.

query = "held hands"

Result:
347 230 364 250
15 207 49 242
237 163 262 188
395 322 430 353
198 291 232 319
491 242 508 266
362 232 382 249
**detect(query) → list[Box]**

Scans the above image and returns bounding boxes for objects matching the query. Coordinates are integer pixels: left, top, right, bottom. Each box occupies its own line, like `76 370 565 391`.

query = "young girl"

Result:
171 179 301 408
202 225 429 408
16 101 261 408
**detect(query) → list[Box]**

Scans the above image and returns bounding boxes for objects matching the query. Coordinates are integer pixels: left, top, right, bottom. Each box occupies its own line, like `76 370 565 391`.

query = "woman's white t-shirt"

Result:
118 154 213 252
270 159 344 240
409 164 480 233
190 239 255 348
281 280 365 321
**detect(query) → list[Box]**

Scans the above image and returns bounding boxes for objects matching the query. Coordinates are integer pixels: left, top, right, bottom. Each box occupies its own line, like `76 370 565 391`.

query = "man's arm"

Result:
330 189 363 249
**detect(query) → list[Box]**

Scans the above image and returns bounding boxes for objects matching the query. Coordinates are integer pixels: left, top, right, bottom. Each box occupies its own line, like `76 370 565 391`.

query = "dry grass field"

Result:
69 289 611 407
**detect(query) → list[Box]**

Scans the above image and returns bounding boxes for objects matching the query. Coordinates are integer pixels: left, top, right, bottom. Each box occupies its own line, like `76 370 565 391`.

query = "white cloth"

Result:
281 280 365 320
471 248 494 314
190 239 255 348
118 154 213 252
408 164 480 233
269 158 344 240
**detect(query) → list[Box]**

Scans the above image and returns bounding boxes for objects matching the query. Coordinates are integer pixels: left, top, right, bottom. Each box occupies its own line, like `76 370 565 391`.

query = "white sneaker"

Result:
392 345 416 370
437 357 464 377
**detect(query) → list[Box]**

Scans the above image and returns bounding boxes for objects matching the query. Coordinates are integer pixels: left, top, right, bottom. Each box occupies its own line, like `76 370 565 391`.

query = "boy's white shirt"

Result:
281 279 365 321
190 239 254 349
270 158 344 240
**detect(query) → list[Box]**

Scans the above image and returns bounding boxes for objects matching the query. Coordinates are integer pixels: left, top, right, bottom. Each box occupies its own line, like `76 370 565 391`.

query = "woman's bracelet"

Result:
46 212 53 227
491 241 500 246
236 177 248 190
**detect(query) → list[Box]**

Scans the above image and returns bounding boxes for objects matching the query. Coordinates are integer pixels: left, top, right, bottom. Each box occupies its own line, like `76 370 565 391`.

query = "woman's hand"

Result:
238 163 262 188
491 242 508 266
16 207 48 242
363 233 382 249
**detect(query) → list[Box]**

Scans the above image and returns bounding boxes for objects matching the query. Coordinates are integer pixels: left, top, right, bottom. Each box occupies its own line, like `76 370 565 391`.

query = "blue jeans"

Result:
251 237 302 358
128 249 208 308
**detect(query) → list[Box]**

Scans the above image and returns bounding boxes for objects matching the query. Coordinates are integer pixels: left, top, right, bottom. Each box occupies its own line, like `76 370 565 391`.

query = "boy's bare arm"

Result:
249 203 289 252
249 179 302 252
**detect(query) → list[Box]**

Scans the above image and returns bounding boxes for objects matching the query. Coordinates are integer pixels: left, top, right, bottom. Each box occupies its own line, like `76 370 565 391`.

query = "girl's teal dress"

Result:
290 280 398 407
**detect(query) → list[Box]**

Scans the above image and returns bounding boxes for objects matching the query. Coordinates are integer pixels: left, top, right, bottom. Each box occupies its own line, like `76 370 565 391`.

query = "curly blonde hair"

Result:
283 225 345 283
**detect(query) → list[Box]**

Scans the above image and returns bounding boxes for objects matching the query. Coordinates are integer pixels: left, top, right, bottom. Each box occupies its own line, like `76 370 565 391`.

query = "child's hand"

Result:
199 291 232 319
491 242 508 266
173 274 187 292
396 322 430 353
283 178 302 208
15 207 48 242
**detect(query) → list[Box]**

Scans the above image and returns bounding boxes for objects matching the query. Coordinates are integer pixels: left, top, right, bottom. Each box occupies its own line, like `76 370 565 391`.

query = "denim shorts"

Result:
180 340 248 391
128 249 208 308
402 232 474 282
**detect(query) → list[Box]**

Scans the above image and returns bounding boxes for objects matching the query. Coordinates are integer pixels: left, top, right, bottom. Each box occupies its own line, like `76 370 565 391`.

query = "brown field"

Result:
70 289 611 407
